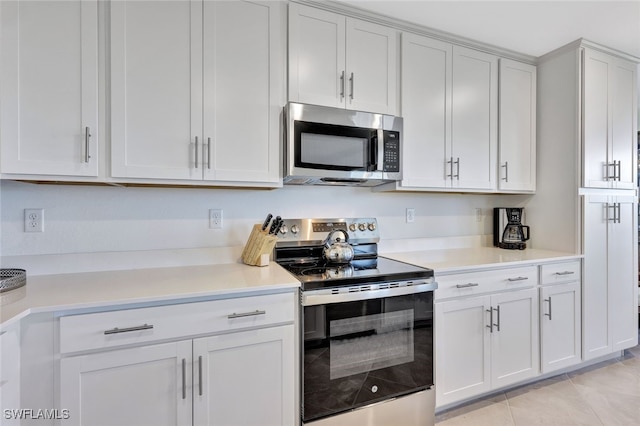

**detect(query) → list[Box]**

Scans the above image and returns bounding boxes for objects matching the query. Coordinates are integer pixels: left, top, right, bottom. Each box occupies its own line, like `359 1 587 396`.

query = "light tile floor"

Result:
436 334 640 425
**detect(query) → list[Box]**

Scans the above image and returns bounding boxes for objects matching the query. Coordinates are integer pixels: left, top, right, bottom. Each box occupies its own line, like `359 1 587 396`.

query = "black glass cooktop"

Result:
278 256 434 291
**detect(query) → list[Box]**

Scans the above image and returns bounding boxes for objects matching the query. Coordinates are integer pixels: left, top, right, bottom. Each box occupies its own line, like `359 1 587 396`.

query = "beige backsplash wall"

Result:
0 180 530 257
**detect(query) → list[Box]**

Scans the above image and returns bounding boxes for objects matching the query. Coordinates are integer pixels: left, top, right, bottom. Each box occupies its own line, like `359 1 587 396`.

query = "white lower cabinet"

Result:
435 277 539 407
0 325 21 426
539 260 582 374
58 293 296 426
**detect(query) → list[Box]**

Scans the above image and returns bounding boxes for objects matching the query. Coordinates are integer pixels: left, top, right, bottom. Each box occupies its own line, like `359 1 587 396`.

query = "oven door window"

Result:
302 292 433 422
294 121 376 171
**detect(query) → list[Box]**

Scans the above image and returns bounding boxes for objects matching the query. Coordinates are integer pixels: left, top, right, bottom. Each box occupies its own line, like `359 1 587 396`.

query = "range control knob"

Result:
348 223 357 232
368 222 376 231
278 224 288 235
290 224 299 235
358 223 366 232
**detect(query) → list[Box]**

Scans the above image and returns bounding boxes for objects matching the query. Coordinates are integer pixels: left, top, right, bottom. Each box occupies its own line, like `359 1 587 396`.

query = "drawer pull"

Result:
103 323 154 335
507 276 529 282
456 283 479 289
181 358 187 400
554 271 575 276
227 310 266 319
198 355 203 396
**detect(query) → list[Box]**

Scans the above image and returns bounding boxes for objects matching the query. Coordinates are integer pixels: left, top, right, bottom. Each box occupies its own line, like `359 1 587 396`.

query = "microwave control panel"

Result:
383 131 400 172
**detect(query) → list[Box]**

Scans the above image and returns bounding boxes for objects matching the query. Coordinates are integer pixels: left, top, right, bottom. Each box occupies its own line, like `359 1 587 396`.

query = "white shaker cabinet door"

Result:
583 48 638 189
193 325 296 426
399 33 451 188
202 0 283 183
540 282 582 373
435 296 491 407
609 196 639 351
490 288 539 389
498 59 536 192
60 341 193 426
345 18 398 115
451 46 498 191
110 0 203 180
288 3 346 108
0 0 98 176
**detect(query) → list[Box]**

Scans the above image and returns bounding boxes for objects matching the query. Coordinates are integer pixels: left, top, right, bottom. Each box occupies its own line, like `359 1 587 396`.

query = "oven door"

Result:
301 286 434 423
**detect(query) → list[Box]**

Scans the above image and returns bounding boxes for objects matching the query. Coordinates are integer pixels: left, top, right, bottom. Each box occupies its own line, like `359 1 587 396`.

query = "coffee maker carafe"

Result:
493 207 530 250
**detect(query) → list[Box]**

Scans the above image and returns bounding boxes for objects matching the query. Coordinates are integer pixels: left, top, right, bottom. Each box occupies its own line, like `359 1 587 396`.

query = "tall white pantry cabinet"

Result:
530 40 639 361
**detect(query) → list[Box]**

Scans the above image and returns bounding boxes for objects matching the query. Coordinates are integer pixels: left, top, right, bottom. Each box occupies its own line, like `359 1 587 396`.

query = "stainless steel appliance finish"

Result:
274 218 436 426
284 102 403 186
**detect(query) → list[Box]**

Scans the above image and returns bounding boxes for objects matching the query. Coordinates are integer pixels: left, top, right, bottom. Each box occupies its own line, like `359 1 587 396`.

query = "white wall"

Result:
0 180 524 257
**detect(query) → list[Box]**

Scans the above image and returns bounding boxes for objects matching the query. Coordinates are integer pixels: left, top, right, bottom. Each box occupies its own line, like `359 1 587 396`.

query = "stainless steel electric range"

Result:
274 218 437 426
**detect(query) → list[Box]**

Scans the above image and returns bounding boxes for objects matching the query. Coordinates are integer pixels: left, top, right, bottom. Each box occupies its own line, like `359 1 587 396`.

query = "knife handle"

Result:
268 217 281 234
261 214 273 231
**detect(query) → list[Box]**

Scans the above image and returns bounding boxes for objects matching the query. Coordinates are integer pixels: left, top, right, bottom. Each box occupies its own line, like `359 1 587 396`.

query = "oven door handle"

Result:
301 281 438 306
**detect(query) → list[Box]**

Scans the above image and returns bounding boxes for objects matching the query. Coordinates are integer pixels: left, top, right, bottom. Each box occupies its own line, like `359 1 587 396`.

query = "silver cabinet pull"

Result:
493 305 501 331
501 162 509 182
456 283 479 289
607 203 621 224
207 137 212 170
181 358 187 400
227 310 266 319
614 160 621 181
446 157 454 179
454 157 460 180
194 136 199 168
349 72 354 100
340 71 345 100
84 126 91 163
486 308 494 333
544 297 552 320
104 323 153 335
507 276 529 282
554 271 575 276
198 355 203 396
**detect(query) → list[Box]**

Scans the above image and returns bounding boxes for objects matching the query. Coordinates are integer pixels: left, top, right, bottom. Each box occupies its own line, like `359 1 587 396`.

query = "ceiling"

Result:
334 0 640 59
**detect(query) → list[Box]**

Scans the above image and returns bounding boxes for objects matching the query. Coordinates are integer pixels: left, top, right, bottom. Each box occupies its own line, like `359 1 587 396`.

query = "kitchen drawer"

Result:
59 292 295 354
435 265 537 300
540 260 581 285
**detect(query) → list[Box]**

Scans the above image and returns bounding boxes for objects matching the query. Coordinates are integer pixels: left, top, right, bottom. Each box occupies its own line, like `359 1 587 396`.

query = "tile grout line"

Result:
566 370 606 425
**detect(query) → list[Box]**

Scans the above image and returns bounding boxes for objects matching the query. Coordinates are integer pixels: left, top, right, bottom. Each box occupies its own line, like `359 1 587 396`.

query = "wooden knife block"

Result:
241 224 278 267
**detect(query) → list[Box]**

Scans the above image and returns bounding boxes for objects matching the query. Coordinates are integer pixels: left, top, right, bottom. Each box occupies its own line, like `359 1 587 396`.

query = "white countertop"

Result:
0 261 301 327
384 247 581 275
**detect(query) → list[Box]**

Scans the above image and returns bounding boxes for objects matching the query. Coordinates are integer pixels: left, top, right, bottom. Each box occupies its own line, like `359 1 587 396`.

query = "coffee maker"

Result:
493 207 530 250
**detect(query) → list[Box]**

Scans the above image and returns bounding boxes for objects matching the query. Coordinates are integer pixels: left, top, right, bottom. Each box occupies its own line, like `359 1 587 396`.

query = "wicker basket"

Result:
0 269 26 293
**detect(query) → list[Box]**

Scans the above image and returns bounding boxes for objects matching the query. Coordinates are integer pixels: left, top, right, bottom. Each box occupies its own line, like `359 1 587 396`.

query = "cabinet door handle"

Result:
544 297 552 320
554 271 575 276
103 323 154 335
207 137 212 170
194 136 199 169
456 283 479 289
454 157 460 180
349 72 354 100
507 276 529 282
607 203 621 224
446 157 453 179
486 308 494 333
198 355 203 396
493 305 501 332
501 162 508 182
84 126 91 163
340 71 345 100
614 160 621 181
181 358 187 400
616 203 621 224
227 310 266 319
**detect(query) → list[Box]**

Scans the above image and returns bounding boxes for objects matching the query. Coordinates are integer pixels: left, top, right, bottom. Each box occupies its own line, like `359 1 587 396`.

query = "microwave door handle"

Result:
374 129 384 172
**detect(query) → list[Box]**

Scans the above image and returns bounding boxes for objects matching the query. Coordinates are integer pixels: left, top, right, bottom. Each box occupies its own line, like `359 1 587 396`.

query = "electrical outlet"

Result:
406 208 415 223
209 209 223 229
24 208 44 233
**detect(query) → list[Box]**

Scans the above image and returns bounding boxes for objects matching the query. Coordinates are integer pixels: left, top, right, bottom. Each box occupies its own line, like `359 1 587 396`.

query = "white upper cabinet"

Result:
399 33 451 188
0 0 99 177
498 59 536 192
288 3 398 115
396 36 497 191
451 46 498 190
583 47 638 189
111 0 283 184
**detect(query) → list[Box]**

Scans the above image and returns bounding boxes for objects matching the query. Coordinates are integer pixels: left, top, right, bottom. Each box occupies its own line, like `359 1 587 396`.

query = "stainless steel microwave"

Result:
284 102 403 186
